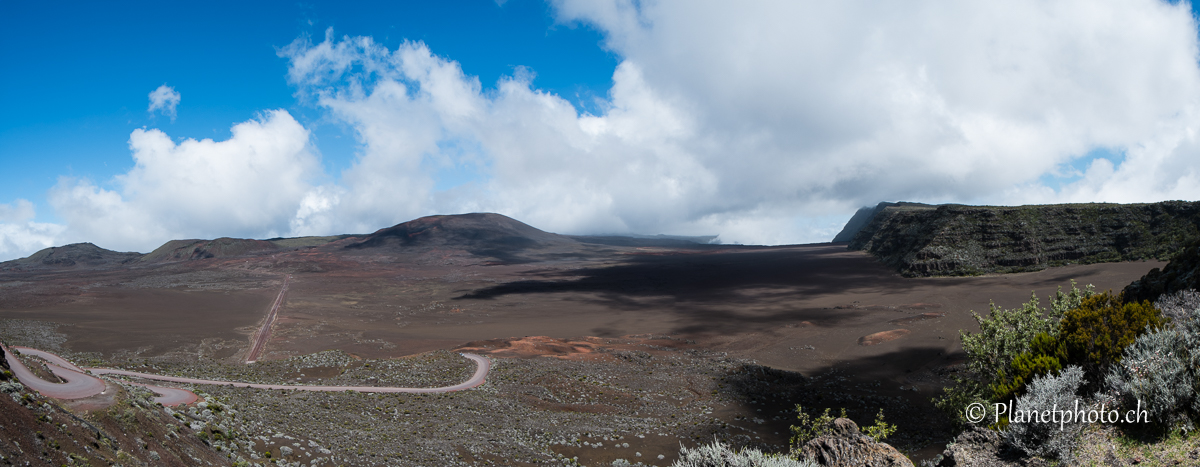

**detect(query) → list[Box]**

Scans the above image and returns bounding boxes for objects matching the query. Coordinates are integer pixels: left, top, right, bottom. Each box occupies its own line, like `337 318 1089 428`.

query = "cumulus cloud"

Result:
0 200 35 223
551 0 1200 207
148 84 181 119
280 30 723 238
277 0 1200 245
47 110 320 253
0 200 65 261
8 0 1200 261
0 222 65 261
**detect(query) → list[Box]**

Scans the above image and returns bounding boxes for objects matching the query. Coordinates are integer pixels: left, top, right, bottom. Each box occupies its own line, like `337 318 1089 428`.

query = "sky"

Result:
2 0 1200 260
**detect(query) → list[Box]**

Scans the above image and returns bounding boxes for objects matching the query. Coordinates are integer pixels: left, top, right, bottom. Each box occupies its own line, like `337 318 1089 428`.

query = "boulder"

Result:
935 426 1047 467
799 418 913 467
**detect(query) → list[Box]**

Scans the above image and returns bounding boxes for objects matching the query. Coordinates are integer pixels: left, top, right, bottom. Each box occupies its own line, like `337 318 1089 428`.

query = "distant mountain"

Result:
342 213 579 263
346 213 570 249
140 237 281 262
0 243 141 270
843 200 1200 277
2 213 729 269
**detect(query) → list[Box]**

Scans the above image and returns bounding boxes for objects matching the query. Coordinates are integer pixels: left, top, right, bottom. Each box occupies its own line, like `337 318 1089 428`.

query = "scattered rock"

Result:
934 426 1047 467
798 418 913 467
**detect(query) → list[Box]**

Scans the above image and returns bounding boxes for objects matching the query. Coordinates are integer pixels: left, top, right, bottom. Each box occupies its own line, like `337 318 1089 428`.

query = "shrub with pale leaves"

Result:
671 440 817 467
1003 366 1086 461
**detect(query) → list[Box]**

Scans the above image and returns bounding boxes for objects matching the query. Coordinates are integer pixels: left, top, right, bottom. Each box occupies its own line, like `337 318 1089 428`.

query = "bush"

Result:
937 282 1094 425
1104 289 1200 427
1104 327 1195 427
1057 292 1166 388
989 332 1065 403
1003 366 1086 461
788 405 896 452
788 406 842 447
991 291 1165 403
1155 289 1200 325
861 408 897 442
671 439 818 467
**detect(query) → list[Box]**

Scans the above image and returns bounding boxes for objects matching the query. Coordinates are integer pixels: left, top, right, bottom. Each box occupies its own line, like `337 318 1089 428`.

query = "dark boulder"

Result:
799 418 913 467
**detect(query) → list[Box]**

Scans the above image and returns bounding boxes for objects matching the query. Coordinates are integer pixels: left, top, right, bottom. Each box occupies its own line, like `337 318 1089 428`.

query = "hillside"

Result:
140 237 282 262
0 242 142 270
832 202 933 243
346 213 568 249
845 200 1200 277
0 346 228 466
341 212 584 263
1123 235 1200 302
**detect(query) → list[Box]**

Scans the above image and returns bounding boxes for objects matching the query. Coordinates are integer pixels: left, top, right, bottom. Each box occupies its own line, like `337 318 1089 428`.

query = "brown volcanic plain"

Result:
0 212 1166 464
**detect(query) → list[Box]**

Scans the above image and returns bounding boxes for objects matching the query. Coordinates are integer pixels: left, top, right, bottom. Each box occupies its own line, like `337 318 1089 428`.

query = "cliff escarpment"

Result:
1123 236 1200 302
847 201 1200 277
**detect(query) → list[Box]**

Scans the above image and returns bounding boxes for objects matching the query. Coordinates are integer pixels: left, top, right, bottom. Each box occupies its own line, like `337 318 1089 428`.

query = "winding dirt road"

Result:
3 344 490 407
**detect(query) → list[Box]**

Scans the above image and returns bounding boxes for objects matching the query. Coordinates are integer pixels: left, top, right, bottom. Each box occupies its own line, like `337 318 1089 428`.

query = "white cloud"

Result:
148 84 181 120
280 32 724 238
0 200 35 223
0 221 65 261
47 110 320 253
9 1 1200 261
0 200 63 261
278 0 1200 245
551 0 1200 208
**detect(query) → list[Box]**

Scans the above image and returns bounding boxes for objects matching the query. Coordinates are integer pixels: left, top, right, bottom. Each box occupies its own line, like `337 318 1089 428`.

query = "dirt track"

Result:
5 344 491 406
245 274 289 363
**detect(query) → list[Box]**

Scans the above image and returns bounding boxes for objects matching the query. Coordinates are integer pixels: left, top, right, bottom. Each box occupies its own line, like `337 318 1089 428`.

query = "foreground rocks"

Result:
932 427 1043 467
798 418 913 467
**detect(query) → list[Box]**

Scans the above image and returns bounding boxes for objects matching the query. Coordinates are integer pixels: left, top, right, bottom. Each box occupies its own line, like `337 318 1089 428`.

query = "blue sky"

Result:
2 1 1200 260
1 0 616 224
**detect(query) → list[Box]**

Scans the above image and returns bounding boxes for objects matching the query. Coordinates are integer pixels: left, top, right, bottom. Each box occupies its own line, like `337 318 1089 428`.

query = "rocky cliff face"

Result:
833 202 933 243
847 201 1200 277
1123 236 1200 303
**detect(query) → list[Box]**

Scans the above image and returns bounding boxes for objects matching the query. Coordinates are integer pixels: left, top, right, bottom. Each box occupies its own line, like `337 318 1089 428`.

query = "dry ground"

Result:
0 241 1165 465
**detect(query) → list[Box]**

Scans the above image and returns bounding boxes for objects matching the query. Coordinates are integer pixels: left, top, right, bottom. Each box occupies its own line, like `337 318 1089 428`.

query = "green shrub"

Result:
788 406 842 448
861 408 897 442
933 376 987 428
937 282 1094 425
1058 292 1165 388
787 405 895 449
988 332 1064 403
990 291 1165 402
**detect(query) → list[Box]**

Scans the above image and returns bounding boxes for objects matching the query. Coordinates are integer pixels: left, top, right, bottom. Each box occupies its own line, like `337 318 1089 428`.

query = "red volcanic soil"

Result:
858 329 910 346
456 335 701 361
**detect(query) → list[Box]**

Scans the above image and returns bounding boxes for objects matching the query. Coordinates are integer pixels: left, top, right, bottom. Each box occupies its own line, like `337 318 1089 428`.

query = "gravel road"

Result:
4 344 490 406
